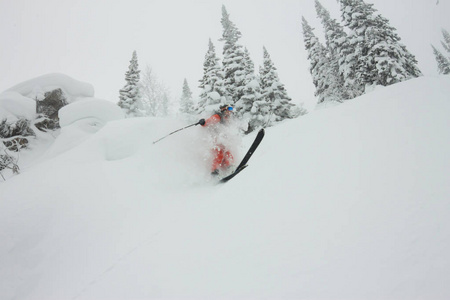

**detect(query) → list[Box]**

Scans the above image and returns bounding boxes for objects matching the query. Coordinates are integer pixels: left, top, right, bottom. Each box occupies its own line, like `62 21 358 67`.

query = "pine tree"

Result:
431 28 450 75
235 48 268 132
118 50 142 117
315 0 360 99
432 45 450 74
302 17 339 104
243 48 255 82
198 39 227 114
338 0 421 90
260 47 300 123
160 92 171 117
235 48 259 115
441 29 450 53
220 5 246 107
179 79 195 115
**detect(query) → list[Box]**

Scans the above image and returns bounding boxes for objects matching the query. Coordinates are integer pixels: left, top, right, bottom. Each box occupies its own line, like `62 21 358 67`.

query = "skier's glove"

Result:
198 119 205 126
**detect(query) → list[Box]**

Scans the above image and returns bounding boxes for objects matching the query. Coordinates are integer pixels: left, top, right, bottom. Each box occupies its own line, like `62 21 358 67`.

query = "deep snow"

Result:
1 75 450 299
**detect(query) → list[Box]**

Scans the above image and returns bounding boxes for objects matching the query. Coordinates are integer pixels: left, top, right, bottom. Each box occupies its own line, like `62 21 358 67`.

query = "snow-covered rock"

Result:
5 73 94 103
1 73 96 121
38 98 125 159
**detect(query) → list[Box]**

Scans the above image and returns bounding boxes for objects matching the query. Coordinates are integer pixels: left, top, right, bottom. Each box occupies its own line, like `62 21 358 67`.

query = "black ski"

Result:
219 128 265 183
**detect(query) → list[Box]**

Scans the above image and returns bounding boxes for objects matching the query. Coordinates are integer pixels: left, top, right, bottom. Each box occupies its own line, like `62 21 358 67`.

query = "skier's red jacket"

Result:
201 113 222 127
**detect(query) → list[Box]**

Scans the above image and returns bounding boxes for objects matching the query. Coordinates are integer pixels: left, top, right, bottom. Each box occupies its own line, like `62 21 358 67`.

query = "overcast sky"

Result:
1 0 449 111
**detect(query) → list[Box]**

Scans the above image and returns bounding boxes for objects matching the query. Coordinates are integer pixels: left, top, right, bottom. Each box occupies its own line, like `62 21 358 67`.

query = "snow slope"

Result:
1 76 450 299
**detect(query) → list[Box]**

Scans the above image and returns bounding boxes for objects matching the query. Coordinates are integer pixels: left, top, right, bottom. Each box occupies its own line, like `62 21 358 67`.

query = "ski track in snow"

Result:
72 231 162 300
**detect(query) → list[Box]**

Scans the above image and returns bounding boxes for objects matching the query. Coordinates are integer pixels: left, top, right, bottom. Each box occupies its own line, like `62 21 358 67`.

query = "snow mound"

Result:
5 73 94 102
0 91 36 120
58 97 124 128
41 98 125 159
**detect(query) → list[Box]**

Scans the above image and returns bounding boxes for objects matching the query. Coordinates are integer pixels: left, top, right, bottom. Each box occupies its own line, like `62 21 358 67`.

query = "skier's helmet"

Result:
220 104 234 112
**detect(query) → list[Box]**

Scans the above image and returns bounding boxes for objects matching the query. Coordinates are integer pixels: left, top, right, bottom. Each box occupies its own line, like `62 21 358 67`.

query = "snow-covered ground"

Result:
1 75 450 299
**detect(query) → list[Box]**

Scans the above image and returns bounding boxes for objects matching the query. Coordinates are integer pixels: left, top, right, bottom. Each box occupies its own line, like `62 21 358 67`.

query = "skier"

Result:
198 104 235 175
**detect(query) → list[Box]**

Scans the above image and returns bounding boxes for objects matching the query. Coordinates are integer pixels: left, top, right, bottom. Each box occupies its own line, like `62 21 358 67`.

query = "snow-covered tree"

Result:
243 48 255 82
159 92 171 117
235 48 269 132
140 65 172 117
431 28 450 75
259 47 301 123
432 45 450 75
338 0 421 90
242 82 269 133
179 79 195 115
235 48 258 115
302 17 340 104
118 50 142 117
220 5 246 107
441 28 450 53
0 145 20 180
198 39 227 114
315 0 360 99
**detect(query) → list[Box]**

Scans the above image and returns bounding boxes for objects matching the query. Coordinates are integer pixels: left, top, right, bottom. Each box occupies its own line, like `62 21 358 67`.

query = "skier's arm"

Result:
201 114 221 127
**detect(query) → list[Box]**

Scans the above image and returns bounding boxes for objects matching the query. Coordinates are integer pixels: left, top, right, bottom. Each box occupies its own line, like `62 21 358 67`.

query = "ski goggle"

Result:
222 106 233 111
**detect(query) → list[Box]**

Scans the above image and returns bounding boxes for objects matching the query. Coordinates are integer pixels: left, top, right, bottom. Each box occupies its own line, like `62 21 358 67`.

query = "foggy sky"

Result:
1 0 449 111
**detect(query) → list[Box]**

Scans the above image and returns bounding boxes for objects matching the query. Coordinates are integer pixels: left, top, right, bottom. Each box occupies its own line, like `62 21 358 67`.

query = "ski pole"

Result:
152 121 202 144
